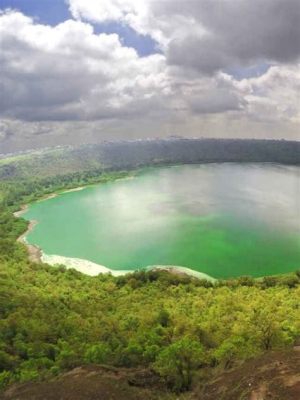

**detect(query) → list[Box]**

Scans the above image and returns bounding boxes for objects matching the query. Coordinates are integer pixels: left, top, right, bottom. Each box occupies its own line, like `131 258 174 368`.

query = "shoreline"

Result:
62 186 85 193
14 207 212 279
13 175 217 280
17 220 42 263
13 204 28 218
37 187 85 203
148 265 216 281
41 254 216 280
41 254 133 276
15 213 217 280
13 179 132 268
14 186 87 259
16 217 218 279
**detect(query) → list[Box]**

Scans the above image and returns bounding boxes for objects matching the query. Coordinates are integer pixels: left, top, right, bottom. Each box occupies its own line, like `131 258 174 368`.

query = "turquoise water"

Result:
23 163 300 278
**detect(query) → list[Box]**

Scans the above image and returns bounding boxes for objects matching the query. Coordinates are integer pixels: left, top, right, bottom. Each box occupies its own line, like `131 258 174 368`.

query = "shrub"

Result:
154 337 204 392
84 343 112 364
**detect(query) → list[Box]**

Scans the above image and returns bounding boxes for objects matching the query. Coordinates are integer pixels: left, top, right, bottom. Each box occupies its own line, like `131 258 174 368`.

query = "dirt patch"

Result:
197 349 300 400
2 351 300 400
2 366 165 400
249 383 267 400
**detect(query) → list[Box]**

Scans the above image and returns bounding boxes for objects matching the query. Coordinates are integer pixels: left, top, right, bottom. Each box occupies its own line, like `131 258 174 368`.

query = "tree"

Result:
84 343 112 364
213 337 255 369
157 308 170 327
153 337 204 392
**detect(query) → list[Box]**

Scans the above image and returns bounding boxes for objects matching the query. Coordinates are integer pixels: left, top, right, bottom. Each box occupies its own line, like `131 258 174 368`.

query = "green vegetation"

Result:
0 169 300 393
21 164 300 277
1 139 300 181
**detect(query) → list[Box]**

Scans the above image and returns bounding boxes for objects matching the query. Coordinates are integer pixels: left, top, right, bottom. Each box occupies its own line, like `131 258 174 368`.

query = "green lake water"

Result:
23 164 300 279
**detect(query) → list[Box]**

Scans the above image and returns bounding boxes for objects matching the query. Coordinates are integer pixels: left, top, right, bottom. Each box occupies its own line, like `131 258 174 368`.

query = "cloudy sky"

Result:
0 0 299 153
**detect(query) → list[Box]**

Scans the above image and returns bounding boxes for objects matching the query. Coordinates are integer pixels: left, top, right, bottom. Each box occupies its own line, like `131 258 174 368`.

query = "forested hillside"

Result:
0 166 299 396
1 138 300 180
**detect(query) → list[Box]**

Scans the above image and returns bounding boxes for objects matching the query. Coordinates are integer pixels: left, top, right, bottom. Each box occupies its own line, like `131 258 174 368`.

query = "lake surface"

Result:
23 164 300 279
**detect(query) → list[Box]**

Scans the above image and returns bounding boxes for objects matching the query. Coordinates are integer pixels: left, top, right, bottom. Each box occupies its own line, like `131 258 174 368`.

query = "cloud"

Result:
167 0 300 73
0 3 299 153
68 0 300 73
242 64 300 123
0 10 170 122
0 9 247 125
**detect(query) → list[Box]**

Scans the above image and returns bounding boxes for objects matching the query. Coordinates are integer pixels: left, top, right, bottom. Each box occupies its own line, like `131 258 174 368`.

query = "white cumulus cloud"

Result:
0 1 299 152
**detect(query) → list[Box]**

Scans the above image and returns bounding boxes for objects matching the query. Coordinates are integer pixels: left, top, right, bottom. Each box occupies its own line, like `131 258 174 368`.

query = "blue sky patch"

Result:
0 0 159 57
0 0 71 25
94 22 160 57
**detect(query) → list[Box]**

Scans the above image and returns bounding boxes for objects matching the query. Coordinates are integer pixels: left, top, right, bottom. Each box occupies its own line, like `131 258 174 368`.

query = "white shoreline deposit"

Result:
61 186 85 194
147 265 216 282
41 254 133 276
15 181 216 281
41 253 215 281
13 204 28 218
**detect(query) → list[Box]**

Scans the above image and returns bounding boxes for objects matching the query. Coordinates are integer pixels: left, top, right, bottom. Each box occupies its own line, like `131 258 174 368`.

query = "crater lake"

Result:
22 163 300 279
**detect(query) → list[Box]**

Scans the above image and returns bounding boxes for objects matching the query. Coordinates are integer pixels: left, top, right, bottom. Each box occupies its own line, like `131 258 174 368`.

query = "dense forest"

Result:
1 138 300 180
0 158 300 395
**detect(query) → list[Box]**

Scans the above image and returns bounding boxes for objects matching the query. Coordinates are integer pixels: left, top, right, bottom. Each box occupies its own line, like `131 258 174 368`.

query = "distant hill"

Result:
0 138 299 180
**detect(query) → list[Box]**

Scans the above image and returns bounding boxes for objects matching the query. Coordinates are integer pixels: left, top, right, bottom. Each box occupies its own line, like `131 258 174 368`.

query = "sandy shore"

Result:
13 188 84 260
40 255 216 280
13 182 216 280
13 204 28 218
40 193 57 201
16 219 216 279
17 220 42 263
41 254 132 276
16 221 216 279
61 187 85 194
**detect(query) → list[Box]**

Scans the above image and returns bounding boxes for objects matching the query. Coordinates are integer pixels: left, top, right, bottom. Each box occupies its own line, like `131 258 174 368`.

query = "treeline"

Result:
1 170 132 209
0 169 300 393
1 138 300 180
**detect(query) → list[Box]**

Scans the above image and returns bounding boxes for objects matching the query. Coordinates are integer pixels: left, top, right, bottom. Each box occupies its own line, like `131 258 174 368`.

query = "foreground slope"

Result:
3 349 300 400
0 147 300 396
